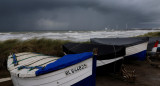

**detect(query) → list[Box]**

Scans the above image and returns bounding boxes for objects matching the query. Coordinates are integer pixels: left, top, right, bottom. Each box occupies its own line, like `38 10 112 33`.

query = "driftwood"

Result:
147 56 160 68
121 64 136 82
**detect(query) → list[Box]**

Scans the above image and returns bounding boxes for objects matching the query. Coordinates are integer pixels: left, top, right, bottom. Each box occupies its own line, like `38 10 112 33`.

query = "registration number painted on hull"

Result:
65 64 87 76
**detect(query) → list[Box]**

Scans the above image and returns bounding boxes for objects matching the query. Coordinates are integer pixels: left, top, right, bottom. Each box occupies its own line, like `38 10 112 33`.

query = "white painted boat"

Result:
7 52 96 86
147 37 160 51
91 37 149 60
147 38 160 55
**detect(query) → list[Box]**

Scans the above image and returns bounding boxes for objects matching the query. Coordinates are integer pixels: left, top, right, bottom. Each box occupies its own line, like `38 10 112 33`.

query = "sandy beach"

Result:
96 60 160 86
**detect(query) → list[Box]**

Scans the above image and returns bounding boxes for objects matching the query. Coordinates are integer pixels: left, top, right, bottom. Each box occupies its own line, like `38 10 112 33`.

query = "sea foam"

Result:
0 30 159 42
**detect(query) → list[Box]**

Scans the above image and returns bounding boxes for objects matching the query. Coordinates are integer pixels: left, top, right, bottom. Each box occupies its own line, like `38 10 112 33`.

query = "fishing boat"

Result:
147 37 160 52
63 43 126 73
91 37 149 60
147 37 160 56
7 52 96 86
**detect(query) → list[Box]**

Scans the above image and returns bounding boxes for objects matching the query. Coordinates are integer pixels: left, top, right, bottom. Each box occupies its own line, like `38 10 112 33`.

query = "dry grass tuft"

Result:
137 32 160 37
0 39 71 70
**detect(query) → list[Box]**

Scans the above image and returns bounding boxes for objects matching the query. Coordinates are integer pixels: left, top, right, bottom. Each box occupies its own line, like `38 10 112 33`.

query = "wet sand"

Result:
1 60 160 86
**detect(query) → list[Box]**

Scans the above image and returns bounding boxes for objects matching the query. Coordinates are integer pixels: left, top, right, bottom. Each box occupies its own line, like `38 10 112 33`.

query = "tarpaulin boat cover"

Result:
63 43 125 60
36 52 93 76
147 37 160 51
90 37 149 47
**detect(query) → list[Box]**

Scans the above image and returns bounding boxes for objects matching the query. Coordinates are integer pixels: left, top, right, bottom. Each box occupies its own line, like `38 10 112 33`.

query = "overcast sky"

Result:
0 0 160 31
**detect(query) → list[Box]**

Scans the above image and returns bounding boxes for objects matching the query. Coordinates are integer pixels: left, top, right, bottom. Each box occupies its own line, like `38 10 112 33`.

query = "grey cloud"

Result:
0 0 160 31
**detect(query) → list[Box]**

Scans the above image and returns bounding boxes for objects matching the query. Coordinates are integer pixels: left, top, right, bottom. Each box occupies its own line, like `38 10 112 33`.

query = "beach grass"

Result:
137 32 160 37
0 38 72 70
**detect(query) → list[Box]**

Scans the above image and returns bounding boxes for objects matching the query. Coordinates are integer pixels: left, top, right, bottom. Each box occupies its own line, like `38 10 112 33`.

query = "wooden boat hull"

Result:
8 52 96 86
10 58 93 86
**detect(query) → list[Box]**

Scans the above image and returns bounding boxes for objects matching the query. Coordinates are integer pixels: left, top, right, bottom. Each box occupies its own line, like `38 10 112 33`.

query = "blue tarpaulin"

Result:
36 52 93 76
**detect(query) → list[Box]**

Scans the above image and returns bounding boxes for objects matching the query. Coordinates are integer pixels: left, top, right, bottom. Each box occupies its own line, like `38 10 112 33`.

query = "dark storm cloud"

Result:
0 0 160 31
0 0 97 14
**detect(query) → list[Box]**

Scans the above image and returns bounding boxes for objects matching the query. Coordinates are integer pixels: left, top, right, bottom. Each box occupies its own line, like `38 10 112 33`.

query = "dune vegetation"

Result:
0 38 72 70
137 32 160 37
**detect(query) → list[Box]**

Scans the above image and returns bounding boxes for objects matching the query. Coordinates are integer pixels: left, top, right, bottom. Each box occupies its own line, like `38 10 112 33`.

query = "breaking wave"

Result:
0 30 159 42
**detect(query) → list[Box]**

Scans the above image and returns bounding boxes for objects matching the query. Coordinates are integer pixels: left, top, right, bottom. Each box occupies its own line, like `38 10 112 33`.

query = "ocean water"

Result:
0 30 160 42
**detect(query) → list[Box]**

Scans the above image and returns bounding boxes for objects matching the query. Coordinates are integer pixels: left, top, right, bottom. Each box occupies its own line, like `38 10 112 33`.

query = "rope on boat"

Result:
18 66 43 71
17 55 42 62
11 54 42 64
12 54 18 66
18 59 57 71
23 56 52 66
9 52 58 71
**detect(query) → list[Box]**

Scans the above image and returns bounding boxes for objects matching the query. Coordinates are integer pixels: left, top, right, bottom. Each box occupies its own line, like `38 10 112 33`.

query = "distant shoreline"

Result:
137 31 160 37
0 29 159 32
0 29 159 42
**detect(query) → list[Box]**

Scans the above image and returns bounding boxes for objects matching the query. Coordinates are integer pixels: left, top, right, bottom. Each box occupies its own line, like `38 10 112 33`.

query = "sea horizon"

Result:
0 29 160 42
0 28 160 32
